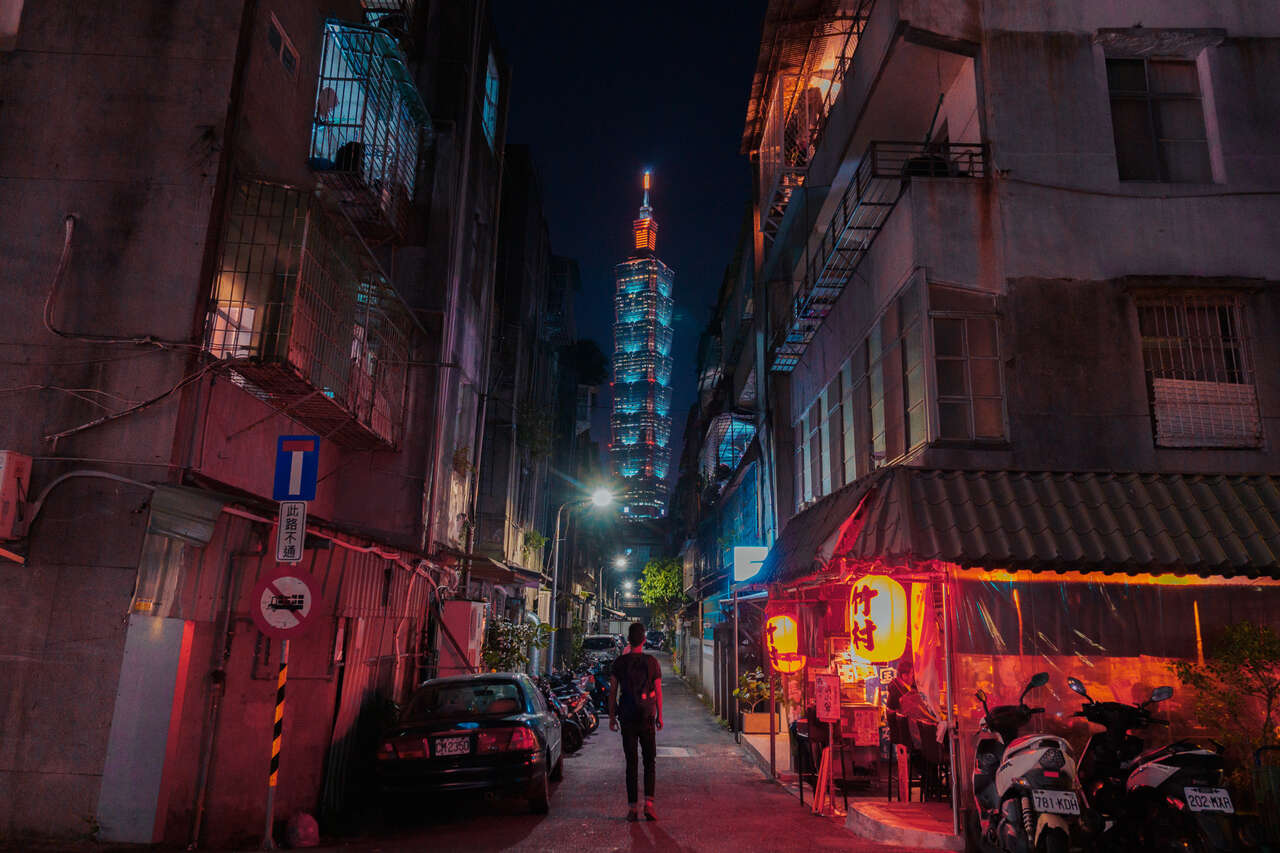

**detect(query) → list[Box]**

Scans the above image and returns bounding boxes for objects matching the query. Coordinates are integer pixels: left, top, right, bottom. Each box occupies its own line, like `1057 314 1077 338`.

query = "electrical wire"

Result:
42 214 203 351
42 359 227 443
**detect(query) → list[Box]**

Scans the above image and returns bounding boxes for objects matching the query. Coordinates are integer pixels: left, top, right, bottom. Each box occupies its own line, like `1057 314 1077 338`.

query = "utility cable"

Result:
42 214 203 350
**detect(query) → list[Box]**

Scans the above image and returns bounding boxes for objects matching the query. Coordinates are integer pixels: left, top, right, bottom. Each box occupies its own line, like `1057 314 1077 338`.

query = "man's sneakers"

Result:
626 807 639 822
625 801 656 822
644 799 657 821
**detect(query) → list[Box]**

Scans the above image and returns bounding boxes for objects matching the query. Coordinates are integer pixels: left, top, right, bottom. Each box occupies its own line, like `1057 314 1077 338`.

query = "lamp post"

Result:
547 487 613 671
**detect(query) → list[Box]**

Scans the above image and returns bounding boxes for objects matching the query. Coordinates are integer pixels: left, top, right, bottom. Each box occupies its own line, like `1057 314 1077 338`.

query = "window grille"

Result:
1137 294 1261 448
1107 57 1211 183
932 314 1005 442
204 179 411 449
309 20 428 238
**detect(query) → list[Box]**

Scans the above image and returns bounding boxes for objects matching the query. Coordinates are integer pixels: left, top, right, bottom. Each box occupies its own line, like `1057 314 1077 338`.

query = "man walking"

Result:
609 621 663 821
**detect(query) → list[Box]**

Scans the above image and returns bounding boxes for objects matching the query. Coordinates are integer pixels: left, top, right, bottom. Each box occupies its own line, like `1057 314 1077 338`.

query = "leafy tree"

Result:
639 556 687 631
482 615 553 673
1172 620 1280 799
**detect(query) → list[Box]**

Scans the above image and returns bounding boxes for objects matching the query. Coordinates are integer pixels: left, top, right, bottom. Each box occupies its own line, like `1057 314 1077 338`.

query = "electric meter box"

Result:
0 451 32 540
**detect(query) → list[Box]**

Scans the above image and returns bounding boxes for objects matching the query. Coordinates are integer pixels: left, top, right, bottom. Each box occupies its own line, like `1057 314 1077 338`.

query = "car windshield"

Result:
402 680 524 720
583 637 615 651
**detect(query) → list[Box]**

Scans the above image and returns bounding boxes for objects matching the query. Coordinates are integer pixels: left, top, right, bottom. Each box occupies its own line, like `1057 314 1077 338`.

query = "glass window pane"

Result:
970 358 1002 397
906 403 927 449
967 318 998 358
870 399 885 437
937 359 968 396
1111 98 1159 180
973 398 1005 439
1155 99 1206 140
900 278 920 323
934 318 965 357
903 321 923 368
1149 60 1199 96
939 401 971 440
1161 140 1212 183
1107 58 1148 93
906 363 926 409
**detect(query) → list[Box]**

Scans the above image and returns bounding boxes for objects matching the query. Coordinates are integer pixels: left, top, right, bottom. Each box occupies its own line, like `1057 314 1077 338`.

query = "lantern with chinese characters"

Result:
764 614 805 674
848 574 907 662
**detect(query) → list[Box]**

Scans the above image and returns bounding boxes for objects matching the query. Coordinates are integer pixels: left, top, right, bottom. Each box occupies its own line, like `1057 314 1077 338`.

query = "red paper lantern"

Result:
848 574 907 662
765 614 805 674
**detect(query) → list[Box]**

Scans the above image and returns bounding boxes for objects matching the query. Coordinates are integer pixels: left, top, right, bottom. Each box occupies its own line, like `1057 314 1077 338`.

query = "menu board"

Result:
814 673 841 722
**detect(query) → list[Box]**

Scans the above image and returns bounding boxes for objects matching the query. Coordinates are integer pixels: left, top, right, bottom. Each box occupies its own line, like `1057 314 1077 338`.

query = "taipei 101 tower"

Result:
610 170 673 519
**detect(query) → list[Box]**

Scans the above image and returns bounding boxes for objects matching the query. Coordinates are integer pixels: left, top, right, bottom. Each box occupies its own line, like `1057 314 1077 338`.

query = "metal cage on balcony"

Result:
308 20 428 240
204 179 412 448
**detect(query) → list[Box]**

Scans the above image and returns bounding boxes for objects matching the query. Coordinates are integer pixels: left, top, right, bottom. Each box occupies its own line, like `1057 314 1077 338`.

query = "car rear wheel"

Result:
550 749 564 781
528 764 550 814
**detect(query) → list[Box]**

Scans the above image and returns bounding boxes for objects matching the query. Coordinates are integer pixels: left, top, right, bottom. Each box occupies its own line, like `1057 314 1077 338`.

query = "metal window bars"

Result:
770 140 988 372
204 179 411 449
309 20 428 240
758 0 873 242
1137 294 1262 447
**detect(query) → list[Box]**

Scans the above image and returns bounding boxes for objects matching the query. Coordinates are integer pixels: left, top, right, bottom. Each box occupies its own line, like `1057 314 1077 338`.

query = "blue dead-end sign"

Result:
273 435 320 501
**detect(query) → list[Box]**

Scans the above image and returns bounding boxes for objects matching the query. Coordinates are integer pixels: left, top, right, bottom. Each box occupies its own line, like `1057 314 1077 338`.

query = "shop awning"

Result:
755 469 1280 584
465 556 547 588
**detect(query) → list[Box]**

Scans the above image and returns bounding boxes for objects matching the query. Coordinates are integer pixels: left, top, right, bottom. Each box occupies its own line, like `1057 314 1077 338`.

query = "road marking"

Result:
656 746 692 757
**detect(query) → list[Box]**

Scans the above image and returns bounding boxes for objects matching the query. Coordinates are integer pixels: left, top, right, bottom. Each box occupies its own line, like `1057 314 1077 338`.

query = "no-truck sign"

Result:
251 568 320 639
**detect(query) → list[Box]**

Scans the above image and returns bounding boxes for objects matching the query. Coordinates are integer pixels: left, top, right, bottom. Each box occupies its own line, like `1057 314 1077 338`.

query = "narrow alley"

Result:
328 655 896 853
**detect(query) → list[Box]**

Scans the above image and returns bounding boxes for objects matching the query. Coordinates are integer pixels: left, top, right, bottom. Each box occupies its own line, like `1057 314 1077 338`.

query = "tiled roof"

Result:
757 469 1280 585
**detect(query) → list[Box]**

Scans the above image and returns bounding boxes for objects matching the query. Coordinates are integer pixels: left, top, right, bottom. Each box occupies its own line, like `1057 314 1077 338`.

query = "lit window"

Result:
1107 57 1211 183
1137 294 1261 447
933 315 1005 441
482 50 500 149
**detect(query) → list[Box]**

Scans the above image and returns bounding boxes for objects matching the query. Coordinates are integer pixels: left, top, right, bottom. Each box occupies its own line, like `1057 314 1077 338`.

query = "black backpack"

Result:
618 654 658 722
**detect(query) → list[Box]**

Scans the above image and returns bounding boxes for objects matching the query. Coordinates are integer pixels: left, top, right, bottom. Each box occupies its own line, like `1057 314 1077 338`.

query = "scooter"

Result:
1067 677 1251 853
968 673 1083 853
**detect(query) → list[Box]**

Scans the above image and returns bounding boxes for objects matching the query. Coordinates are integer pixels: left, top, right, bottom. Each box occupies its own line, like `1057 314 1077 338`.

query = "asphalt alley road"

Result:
319 654 901 853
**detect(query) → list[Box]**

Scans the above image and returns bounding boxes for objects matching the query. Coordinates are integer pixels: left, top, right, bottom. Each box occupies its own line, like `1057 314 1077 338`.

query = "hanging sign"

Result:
765 613 805 674
814 673 841 722
848 574 908 663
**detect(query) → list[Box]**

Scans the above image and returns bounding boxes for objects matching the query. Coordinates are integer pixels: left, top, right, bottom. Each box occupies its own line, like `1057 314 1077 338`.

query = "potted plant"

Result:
734 668 786 734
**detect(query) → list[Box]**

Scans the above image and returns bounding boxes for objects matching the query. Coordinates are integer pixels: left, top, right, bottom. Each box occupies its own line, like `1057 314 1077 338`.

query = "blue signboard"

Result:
273 435 320 501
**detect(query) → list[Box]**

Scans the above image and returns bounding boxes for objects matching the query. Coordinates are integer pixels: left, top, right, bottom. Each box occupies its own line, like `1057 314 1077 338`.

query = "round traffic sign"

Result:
251 568 320 639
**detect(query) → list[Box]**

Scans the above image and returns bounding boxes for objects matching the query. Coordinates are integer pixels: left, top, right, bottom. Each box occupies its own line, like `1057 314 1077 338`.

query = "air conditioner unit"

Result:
435 599 487 677
0 451 32 540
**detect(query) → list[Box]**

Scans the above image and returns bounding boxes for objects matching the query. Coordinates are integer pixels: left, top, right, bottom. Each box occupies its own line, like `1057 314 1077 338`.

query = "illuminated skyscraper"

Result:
611 170 673 518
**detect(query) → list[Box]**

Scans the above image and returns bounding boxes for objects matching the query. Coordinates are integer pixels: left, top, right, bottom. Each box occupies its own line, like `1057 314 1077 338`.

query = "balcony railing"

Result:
308 20 429 240
771 140 988 372
204 179 412 448
757 0 872 242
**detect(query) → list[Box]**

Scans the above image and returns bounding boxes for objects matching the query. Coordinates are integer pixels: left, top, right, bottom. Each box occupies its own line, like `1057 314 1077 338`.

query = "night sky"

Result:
492 1 768 476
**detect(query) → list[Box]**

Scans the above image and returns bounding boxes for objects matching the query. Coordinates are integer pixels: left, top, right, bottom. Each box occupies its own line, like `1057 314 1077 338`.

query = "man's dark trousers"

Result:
620 718 656 803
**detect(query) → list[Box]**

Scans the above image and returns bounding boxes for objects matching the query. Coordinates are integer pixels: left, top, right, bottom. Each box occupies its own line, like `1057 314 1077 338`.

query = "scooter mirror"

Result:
1020 672 1049 703
1150 685 1173 703
975 689 986 704
1067 677 1089 698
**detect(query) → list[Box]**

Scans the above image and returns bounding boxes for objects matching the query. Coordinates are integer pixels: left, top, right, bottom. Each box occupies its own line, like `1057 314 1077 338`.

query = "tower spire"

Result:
640 169 652 219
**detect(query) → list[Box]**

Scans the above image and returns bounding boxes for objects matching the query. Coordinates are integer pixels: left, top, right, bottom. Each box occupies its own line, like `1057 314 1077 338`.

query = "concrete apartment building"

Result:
0 1 509 845
677 0 1280 791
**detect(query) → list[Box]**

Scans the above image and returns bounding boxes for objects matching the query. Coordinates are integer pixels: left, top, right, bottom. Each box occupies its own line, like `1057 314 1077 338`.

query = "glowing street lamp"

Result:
591 487 614 508
548 485 617 670
614 556 627 569
623 580 633 591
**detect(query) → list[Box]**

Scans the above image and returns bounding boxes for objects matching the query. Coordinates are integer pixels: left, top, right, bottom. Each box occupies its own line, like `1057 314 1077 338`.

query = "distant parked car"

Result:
375 673 562 813
644 629 664 650
582 634 621 663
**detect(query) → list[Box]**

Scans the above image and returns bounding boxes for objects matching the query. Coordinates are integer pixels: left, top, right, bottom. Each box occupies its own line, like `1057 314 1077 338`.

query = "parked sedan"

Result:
376 673 562 813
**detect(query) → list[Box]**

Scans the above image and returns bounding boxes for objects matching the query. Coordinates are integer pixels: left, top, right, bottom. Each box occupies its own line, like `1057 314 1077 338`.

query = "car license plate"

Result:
433 736 470 757
1184 787 1234 813
1032 789 1080 815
